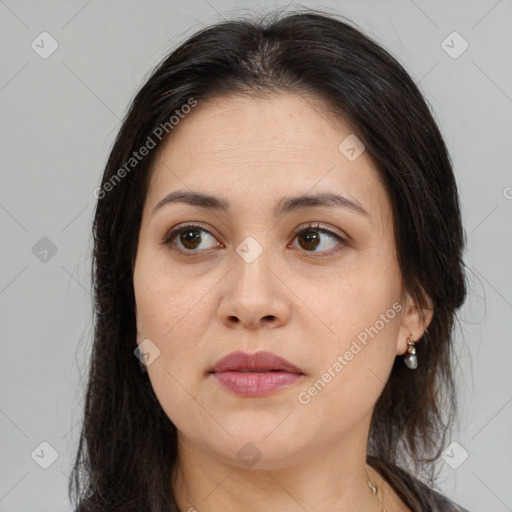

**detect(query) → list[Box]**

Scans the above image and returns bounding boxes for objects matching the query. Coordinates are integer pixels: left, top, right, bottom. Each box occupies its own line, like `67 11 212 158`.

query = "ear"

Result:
396 291 434 355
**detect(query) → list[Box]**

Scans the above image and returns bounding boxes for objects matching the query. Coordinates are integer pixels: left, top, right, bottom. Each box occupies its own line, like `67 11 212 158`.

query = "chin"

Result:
192 422 311 471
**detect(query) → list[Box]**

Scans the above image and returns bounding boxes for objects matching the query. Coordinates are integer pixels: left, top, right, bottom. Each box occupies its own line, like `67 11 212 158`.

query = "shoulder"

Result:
367 456 470 512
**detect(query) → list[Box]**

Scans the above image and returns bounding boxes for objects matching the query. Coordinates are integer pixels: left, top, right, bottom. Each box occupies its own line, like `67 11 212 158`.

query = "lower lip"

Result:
211 371 303 397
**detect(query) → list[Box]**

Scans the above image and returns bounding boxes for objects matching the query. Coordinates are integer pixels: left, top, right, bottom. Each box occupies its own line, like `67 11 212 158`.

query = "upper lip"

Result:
209 351 304 374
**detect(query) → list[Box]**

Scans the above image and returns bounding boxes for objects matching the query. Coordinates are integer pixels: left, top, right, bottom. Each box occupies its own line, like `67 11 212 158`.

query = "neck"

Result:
171 420 381 511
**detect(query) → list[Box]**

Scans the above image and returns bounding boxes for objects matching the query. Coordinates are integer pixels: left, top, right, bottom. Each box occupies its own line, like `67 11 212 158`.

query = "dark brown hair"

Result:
69 8 467 511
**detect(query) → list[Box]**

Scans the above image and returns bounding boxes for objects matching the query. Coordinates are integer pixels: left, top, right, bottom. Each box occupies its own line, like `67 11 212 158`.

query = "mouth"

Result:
209 350 304 374
235 369 283 373
209 351 304 397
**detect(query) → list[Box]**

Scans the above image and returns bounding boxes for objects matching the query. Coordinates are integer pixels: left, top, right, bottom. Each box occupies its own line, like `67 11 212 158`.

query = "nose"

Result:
217 245 292 330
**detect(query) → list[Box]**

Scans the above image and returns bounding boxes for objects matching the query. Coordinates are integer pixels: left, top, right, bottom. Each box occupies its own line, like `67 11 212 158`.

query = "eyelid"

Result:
162 221 217 246
291 221 346 240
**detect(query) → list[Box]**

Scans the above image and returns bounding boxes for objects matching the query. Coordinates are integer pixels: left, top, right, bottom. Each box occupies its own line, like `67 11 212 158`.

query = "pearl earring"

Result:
403 334 418 370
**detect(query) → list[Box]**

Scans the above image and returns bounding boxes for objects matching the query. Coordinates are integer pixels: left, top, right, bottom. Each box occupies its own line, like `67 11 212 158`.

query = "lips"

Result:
209 351 304 397
209 351 304 374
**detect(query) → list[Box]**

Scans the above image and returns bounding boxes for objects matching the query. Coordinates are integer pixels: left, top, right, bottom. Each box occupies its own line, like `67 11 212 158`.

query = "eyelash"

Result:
162 221 347 258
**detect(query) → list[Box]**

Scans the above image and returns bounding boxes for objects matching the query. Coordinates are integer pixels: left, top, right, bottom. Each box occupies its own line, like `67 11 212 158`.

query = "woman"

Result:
70 9 469 512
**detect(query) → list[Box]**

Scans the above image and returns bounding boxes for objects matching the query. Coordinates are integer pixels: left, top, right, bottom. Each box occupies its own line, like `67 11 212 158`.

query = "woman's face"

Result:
133 92 428 470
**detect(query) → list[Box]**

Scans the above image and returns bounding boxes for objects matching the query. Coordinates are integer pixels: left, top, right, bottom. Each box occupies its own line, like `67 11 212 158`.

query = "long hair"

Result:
69 9 468 511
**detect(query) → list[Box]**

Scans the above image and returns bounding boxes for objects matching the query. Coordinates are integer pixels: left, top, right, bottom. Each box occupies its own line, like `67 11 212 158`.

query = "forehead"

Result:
146 93 390 230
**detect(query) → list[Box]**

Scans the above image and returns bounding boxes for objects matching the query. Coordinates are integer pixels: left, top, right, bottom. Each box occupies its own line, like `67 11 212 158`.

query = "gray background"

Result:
1 0 511 511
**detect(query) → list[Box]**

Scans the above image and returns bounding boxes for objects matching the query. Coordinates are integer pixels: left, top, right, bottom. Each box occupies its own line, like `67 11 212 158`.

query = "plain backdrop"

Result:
1 1 511 511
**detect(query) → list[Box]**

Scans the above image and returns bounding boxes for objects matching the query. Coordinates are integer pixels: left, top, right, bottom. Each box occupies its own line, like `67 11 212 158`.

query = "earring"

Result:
403 334 418 370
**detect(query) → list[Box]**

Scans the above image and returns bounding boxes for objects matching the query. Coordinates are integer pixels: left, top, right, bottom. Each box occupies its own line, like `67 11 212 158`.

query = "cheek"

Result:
133 261 215 372
134 257 211 341
296 307 401 426
302 263 402 400
135 274 214 432
315 260 401 344
136 288 211 388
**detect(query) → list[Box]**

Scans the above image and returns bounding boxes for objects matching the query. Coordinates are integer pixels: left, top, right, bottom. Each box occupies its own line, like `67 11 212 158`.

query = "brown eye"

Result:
163 224 222 253
291 223 346 256
178 228 202 250
297 229 321 251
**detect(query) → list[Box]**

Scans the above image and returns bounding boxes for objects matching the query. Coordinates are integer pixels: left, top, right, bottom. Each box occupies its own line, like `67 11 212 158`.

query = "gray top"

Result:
368 457 470 512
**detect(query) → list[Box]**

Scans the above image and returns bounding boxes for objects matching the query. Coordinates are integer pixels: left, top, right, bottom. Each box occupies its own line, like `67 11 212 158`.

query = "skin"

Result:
133 92 433 512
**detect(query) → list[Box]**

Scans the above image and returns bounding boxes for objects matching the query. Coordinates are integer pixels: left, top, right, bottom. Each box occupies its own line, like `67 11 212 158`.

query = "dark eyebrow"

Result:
275 191 369 218
152 190 369 218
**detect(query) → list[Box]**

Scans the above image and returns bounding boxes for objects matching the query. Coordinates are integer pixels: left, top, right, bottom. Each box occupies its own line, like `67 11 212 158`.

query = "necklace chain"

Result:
366 464 386 512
